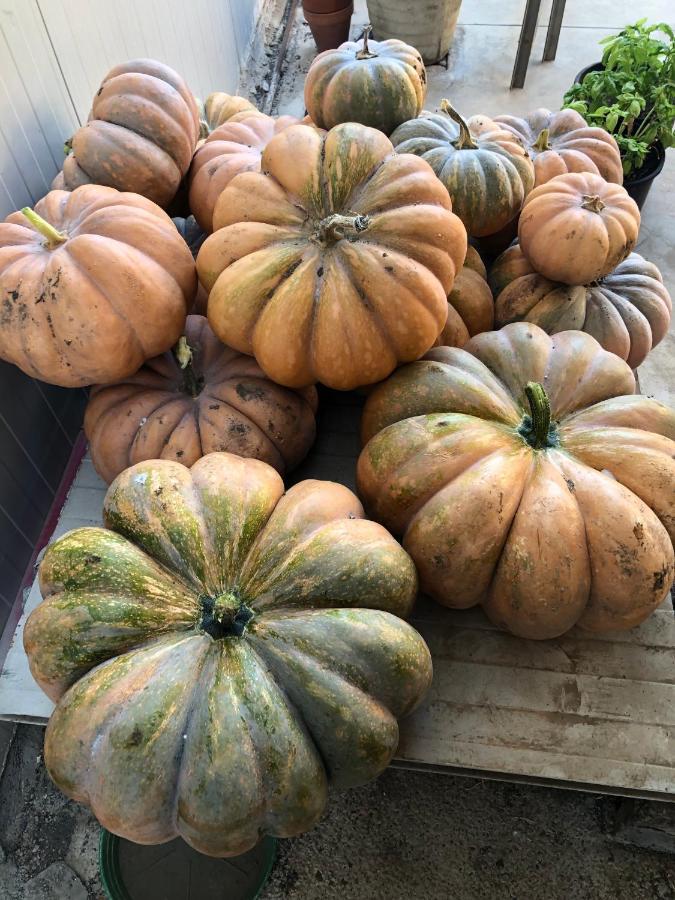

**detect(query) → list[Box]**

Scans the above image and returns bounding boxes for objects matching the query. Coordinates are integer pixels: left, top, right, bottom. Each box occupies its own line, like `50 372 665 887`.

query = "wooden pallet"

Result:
1 392 674 800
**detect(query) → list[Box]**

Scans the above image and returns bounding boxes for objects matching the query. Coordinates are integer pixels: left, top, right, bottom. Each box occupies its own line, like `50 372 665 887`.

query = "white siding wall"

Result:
0 0 263 215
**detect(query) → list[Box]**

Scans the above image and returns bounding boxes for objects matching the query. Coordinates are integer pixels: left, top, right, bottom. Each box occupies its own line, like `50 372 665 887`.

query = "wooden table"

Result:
1 390 673 800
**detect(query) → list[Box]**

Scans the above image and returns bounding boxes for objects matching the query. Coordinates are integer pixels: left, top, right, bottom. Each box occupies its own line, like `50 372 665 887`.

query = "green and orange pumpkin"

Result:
24 452 432 856
435 245 494 348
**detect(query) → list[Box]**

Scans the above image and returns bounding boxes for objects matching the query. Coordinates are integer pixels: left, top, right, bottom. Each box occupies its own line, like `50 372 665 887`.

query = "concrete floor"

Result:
2 2 675 898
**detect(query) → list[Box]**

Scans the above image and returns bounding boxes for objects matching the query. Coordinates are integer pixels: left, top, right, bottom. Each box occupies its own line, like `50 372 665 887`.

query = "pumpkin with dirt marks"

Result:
489 244 672 369
197 121 467 391
24 452 431 857
0 185 196 387
85 315 318 483
358 322 675 640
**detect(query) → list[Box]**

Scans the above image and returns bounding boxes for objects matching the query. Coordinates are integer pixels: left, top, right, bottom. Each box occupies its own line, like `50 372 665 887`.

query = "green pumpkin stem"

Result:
315 213 370 245
524 382 552 450
581 194 606 214
439 100 478 150
533 128 551 152
356 25 377 59
21 207 67 248
174 336 201 398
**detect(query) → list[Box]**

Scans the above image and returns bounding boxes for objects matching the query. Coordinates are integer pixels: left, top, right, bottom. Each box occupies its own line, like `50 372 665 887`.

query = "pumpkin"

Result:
518 172 640 285
304 25 426 136
490 244 672 369
85 315 319 483
357 323 675 640
493 108 623 187
54 59 199 208
198 92 257 137
0 185 196 387
435 245 494 348
188 112 301 232
390 102 535 237
197 122 467 391
24 453 432 856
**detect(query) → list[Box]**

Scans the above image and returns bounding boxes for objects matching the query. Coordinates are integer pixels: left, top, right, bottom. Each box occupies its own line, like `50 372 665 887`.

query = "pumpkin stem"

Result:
523 382 552 450
356 25 377 59
533 128 551 152
173 336 202 398
20 207 67 248
315 213 370 245
581 194 606 214
440 100 478 150
201 592 254 639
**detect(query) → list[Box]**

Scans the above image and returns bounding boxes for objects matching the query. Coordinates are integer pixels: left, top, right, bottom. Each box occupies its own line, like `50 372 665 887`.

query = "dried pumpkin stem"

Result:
524 382 552 450
533 128 551 152
173 336 201 398
356 25 377 59
21 207 67 248
316 213 370 245
440 100 478 150
581 194 606 213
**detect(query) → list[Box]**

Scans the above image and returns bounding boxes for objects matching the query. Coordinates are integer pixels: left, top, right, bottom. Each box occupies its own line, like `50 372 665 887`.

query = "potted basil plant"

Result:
562 19 674 209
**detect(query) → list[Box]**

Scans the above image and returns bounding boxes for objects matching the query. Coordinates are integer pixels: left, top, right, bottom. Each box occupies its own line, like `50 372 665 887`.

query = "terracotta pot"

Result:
303 2 353 52
366 0 462 63
303 0 349 12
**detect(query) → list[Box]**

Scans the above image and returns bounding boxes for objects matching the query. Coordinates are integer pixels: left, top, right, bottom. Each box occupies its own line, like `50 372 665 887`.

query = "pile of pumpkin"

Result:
2 35 673 859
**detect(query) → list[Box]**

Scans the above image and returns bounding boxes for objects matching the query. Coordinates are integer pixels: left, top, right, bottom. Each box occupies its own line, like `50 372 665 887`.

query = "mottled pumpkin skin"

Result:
434 245 494 348
55 59 199 208
390 111 535 237
358 323 675 640
490 244 672 369
199 92 257 137
304 34 426 135
494 108 623 187
518 172 640 285
24 453 431 857
189 112 301 232
197 122 467 391
85 316 318 483
0 186 196 387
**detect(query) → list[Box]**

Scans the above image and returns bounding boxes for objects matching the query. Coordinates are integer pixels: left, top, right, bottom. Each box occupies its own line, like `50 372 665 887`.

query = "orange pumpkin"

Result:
358 323 675 639
518 173 640 285
490 244 672 369
494 108 623 187
188 112 301 232
198 92 257 137
85 316 318 483
0 185 196 387
435 246 494 347
54 60 199 208
197 122 467 391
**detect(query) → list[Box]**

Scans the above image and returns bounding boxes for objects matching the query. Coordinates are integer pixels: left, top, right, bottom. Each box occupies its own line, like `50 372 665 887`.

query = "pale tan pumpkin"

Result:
198 92 258 137
518 172 640 285
188 112 301 232
490 244 672 369
494 108 623 187
197 122 467 391
358 323 675 639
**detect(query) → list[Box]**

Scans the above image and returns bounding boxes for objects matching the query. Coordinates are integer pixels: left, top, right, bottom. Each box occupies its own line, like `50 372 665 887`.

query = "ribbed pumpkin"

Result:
518 172 640 285
198 92 257 137
390 101 535 237
188 112 301 232
304 26 426 135
24 452 432 856
490 244 672 369
197 122 467 390
435 246 494 348
358 323 675 640
52 59 199 208
0 185 196 387
85 316 318 483
493 108 623 187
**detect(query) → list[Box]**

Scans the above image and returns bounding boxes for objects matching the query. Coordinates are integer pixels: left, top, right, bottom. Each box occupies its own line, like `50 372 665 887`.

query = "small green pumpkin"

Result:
390 101 535 237
24 453 431 857
304 26 427 136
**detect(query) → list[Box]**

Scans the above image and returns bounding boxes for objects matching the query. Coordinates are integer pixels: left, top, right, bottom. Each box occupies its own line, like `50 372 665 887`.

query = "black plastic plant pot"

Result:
99 829 277 900
574 60 603 84
623 140 666 210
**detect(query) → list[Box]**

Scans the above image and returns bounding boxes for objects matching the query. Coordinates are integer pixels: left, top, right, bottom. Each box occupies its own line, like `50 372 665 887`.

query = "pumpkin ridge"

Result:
196 399 279 466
